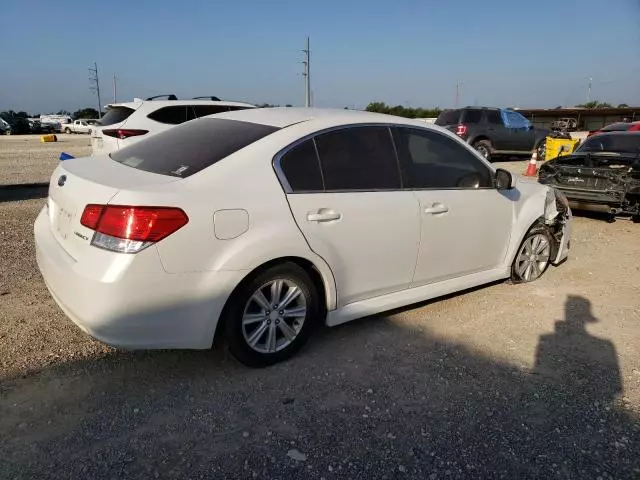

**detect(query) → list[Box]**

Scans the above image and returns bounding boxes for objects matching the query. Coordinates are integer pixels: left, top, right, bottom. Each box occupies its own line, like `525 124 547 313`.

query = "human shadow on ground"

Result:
0 294 638 479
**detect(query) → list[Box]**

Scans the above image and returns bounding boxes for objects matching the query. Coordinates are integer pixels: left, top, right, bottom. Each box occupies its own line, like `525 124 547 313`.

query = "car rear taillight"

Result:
101 129 149 139
628 124 640 132
80 204 188 253
455 124 468 136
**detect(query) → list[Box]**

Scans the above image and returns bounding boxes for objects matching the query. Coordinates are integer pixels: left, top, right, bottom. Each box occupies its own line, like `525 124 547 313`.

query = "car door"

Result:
484 109 511 151
505 110 536 151
278 126 421 306
392 127 513 286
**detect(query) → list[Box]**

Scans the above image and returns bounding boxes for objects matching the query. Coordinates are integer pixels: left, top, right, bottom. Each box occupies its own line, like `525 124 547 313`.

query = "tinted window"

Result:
110 118 279 178
463 109 483 124
279 139 324 192
100 107 135 126
576 133 640 154
393 127 493 189
505 111 530 129
486 110 503 125
147 106 195 124
435 109 461 126
314 126 400 190
193 105 231 117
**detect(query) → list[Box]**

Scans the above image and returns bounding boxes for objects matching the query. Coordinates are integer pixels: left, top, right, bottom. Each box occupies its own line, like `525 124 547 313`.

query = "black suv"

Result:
435 107 548 161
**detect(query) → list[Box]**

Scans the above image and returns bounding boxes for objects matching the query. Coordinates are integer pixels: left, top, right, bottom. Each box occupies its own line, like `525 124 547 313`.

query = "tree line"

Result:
365 102 442 118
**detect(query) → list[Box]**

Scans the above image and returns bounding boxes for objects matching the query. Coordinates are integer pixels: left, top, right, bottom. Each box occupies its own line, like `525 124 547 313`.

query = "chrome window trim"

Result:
272 122 496 194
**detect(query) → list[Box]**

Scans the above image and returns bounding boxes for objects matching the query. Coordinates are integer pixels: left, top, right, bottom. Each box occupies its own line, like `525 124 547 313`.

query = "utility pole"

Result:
89 62 102 118
587 76 592 103
302 37 311 107
113 74 117 103
454 79 462 108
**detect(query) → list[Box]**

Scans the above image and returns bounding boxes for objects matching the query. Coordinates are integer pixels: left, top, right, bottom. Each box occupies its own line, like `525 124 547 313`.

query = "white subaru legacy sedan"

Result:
35 108 571 366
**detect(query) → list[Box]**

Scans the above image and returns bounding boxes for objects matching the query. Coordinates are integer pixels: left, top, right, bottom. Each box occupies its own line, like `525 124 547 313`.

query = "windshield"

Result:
110 118 279 178
576 133 640 154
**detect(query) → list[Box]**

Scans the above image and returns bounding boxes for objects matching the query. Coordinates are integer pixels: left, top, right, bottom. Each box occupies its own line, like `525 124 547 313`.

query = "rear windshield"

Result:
110 118 279 178
576 133 640 154
435 110 461 126
100 106 135 126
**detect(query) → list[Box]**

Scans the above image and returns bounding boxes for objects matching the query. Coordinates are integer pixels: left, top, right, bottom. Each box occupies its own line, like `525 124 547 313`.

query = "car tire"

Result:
472 140 493 161
510 224 554 283
64 128 71 134
223 262 321 367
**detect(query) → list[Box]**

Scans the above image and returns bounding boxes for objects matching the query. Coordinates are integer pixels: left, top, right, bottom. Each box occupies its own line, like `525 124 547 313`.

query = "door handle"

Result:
424 203 449 215
307 210 341 222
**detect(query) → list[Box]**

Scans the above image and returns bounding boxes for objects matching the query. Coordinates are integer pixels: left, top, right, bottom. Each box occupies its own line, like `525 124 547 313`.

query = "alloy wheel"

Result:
242 279 307 354
515 233 551 282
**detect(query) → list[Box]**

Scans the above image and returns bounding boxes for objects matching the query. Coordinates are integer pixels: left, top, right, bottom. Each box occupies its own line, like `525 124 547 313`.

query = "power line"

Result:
302 37 311 107
88 62 102 118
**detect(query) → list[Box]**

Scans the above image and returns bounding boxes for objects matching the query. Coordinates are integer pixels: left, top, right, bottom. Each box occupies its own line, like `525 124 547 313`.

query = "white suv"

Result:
90 96 255 154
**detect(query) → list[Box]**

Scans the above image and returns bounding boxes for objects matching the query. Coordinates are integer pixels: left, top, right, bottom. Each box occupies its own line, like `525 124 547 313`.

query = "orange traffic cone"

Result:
524 150 538 177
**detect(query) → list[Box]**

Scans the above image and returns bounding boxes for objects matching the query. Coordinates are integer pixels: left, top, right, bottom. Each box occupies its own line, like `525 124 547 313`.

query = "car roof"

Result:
590 130 640 136
106 99 256 109
208 107 432 128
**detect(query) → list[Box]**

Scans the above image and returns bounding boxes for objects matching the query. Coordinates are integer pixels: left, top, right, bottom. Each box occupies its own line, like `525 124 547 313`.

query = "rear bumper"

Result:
34 208 245 349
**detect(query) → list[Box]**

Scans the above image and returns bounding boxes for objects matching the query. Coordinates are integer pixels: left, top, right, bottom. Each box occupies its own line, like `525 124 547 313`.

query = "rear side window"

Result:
435 110 461 126
279 139 324 192
110 118 279 178
100 107 135 126
147 106 196 124
314 126 400 190
193 105 231 117
486 110 503 125
463 110 483 124
393 127 492 189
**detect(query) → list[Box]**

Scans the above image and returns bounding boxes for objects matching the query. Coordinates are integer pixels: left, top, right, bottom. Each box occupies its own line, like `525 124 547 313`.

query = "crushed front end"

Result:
543 188 572 264
539 154 640 217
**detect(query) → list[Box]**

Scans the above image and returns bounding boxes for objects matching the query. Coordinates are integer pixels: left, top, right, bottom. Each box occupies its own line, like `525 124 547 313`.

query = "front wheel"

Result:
472 140 493 161
223 263 321 367
511 225 553 283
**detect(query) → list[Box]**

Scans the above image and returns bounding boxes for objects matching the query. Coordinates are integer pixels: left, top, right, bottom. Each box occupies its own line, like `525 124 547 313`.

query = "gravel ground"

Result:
0 142 639 478
0 134 91 185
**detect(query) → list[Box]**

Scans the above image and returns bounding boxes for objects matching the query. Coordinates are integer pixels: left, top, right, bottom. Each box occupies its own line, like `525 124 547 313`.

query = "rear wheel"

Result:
64 128 71 134
223 263 321 367
472 140 493 161
511 225 553 283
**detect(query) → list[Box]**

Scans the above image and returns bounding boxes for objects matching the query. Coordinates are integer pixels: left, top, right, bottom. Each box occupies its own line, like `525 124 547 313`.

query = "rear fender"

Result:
209 231 338 312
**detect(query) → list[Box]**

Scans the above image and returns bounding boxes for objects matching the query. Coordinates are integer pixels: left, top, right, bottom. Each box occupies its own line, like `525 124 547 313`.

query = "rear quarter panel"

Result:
109 129 339 310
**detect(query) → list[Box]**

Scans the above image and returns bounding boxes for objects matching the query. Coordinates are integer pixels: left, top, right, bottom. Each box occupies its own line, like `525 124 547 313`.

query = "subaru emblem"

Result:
57 175 67 187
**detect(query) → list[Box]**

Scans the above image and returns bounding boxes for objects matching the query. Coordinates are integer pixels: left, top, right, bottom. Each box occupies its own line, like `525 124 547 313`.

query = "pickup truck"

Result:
61 119 99 134
435 107 548 161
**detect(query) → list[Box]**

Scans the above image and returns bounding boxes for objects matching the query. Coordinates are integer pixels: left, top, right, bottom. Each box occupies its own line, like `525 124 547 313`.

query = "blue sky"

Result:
1 0 639 113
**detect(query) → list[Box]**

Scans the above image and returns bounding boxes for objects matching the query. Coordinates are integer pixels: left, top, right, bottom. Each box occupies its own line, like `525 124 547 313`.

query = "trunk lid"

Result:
47 155 180 260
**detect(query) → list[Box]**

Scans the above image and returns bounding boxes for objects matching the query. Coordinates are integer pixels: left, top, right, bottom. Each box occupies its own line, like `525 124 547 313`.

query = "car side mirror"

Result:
495 168 514 190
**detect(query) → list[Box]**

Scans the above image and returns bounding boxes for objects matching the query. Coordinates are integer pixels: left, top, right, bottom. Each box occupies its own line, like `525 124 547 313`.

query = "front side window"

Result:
314 126 401 190
393 127 493 189
504 110 530 129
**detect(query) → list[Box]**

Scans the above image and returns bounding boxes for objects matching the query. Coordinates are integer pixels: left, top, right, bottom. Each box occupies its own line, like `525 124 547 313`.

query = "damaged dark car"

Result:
538 132 640 222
